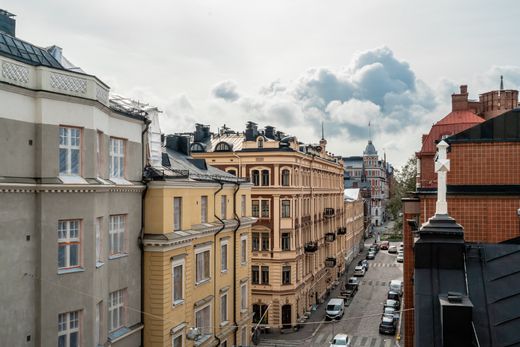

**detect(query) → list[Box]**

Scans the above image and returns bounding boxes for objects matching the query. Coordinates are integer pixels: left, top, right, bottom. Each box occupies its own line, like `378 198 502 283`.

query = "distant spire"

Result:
321 121 324 140
368 121 371 141
500 75 504 91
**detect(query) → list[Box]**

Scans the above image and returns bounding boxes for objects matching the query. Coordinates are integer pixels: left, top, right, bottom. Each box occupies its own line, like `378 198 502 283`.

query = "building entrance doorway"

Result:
281 305 291 329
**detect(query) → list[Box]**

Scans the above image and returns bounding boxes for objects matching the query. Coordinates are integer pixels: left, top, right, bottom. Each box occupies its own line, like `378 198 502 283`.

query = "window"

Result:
196 248 210 283
261 233 270 251
59 126 81 176
257 138 263 148
261 170 269 186
95 302 102 346
220 293 228 323
95 217 103 265
58 220 80 270
172 332 183 347
252 266 259 284
261 200 269 218
201 196 208 224
195 304 211 336
281 169 290 186
215 142 231 151
109 138 125 178
281 200 291 218
252 233 259 251
174 197 182 230
241 194 246 217
252 200 259 218
221 240 228 272
227 169 237 176
251 170 260 186
261 266 269 284
241 235 247 265
96 131 103 177
241 283 248 311
58 310 80 347
282 266 291 285
221 195 227 220
253 304 269 324
172 258 184 304
109 215 126 256
109 289 126 332
281 233 290 251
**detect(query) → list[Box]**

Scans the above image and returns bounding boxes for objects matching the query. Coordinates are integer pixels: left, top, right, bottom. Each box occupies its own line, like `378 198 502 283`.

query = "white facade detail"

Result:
2 61 29 84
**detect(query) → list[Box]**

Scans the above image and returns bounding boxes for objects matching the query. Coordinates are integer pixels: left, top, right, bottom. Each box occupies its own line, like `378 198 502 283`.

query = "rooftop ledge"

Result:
0 56 109 106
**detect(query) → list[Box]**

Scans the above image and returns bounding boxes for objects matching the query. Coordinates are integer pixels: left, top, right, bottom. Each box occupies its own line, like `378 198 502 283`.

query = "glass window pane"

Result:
70 331 79 347
69 244 78 266
58 245 66 268
71 149 79 175
58 335 66 347
59 148 68 174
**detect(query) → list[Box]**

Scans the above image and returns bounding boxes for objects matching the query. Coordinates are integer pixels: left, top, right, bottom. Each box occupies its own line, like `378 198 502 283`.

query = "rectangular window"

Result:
220 293 228 323
221 195 227 220
261 200 269 218
261 170 269 186
58 220 80 270
174 197 182 231
109 289 126 332
252 232 259 251
95 302 102 346
95 217 102 265
201 196 208 224
252 266 259 284
58 310 80 347
195 304 211 336
109 215 126 256
252 200 259 218
221 240 228 272
97 131 103 177
109 138 125 178
172 333 183 347
241 194 246 217
241 235 247 265
281 233 290 251
261 266 269 285
241 283 248 310
261 233 270 251
196 248 210 283
281 200 291 218
282 266 291 285
172 258 184 304
59 126 81 176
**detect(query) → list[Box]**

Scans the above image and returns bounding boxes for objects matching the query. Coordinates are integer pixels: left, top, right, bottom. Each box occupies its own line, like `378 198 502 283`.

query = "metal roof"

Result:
0 31 63 69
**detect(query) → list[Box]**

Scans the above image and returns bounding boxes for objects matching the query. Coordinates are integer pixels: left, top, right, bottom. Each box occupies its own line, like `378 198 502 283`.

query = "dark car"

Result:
380 241 390 250
387 291 400 302
344 277 359 297
379 316 397 335
371 243 380 252
383 299 400 310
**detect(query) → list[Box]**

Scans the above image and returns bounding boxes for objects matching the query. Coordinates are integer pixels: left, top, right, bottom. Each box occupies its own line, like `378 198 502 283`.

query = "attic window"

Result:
257 138 264 148
215 142 232 152
191 143 205 152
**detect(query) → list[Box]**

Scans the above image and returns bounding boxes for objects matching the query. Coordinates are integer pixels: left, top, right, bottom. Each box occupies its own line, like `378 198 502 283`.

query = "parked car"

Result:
383 306 400 321
396 253 404 263
344 277 359 298
366 251 376 260
357 259 369 271
380 241 390 250
383 299 400 310
325 298 345 320
353 265 366 277
372 243 380 251
399 243 404 250
387 291 400 302
329 333 352 347
379 315 397 335
389 280 403 296
388 245 398 254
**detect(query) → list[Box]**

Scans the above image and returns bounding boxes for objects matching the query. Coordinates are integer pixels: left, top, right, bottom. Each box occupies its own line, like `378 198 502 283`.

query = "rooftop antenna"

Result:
321 121 324 140
500 75 504 91
368 121 371 142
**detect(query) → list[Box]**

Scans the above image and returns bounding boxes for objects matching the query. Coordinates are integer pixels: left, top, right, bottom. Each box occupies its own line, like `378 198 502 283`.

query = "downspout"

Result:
231 180 242 347
213 180 226 347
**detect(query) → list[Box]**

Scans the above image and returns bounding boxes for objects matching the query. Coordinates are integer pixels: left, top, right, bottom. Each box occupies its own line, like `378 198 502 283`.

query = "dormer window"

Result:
215 142 232 152
191 143 205 153
257 138 264 148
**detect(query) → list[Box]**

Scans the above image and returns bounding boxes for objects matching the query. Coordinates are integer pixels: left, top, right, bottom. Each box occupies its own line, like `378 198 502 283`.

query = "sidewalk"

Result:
258 244 372 342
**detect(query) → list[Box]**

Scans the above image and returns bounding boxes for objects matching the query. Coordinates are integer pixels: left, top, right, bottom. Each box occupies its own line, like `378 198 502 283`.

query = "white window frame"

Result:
58 310 80 347
240 282 248 311
195 245 211 284
172 331 184 347
109 137 125 178
221 240 228 273
58 219 81 270
96 130 103 177
195 303 212 336
201 196 208 224
240 234 247 265
172 258 185 305
95 217 103 267
241 194 246 218
109 289 126 332
220 292 228 325
109 215 126 257
221 195 227 220
174 197 182 231
95 301 102 346
59 126 81 176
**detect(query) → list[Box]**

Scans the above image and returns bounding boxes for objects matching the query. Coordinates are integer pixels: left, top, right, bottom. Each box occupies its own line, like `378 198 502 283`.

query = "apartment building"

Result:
0 10 145 347
142 134 255 347
189 122 364 330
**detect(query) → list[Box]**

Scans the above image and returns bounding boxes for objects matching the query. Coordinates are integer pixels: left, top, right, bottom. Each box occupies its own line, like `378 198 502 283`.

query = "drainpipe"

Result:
231 179 242 347
213 179 226 347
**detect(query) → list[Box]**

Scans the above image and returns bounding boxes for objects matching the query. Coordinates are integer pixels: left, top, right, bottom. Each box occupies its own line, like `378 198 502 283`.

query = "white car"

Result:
397 253 404 263
353 265 366 276
389 280 403 296
330 333 352 347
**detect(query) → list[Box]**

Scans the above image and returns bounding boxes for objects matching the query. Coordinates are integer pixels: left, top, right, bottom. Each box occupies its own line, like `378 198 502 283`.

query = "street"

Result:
258 236 403 347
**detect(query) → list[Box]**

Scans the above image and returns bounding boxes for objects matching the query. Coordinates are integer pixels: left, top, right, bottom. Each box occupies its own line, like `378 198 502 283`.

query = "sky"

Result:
5 0 520 167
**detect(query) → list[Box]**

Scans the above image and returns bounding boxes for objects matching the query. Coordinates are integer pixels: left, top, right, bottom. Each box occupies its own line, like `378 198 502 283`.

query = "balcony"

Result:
324 208 335 218
325 257 337 268
325 232 336 242
304 241 318 253
337 227 347 235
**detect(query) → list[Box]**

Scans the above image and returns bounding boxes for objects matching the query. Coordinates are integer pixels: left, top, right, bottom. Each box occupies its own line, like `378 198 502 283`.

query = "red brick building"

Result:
402 84 520 347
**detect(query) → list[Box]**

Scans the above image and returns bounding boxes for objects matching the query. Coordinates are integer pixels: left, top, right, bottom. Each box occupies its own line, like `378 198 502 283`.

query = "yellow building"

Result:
143 134 255 347
190 122 365 330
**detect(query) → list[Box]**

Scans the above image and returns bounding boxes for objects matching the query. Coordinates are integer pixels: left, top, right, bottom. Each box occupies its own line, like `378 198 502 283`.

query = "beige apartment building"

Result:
190 122 364 330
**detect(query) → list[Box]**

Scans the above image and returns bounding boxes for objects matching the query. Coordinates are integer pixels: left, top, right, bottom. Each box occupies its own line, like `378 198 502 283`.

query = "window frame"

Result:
108 289 126 332
59 126 81 176
172 257 185 305
252 232 260 251
240 234 247 265
174 197 182 231
58 219 81 271
195 302 212 336
201 196 208 224
281 200 291 218
261 200 270 218
195 245 211 284
241 194 246 217
281 232 290 251
58 310 81 347
109 137 125 178
261 232 270 251
252 265 259 284
282 266 291 285
220 195 227 220
252 200 260 218
240 282 248 311
281 168 290 186
172 331 184 347
109 214 127 257
220 239 228 273
220 292 228 325
95 217 103 267
261 266 269 285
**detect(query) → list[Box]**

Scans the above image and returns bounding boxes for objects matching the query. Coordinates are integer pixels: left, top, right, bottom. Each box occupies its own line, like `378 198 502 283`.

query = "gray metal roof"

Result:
363 140 377 155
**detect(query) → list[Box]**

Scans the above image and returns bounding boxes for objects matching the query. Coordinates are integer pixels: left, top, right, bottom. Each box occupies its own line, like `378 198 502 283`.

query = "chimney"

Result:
451 85 469 112
245 121 258 141
265 125 275 139
0 9 16 37
165 134 191 156
439 293 474 346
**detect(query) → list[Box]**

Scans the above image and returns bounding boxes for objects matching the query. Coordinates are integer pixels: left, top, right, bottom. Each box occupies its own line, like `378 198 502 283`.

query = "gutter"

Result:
231 179 242 347
212 179 226 347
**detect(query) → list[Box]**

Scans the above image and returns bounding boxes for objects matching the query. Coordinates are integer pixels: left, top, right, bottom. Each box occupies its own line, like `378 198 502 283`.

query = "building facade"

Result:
0 13 145 347
189 122 364 330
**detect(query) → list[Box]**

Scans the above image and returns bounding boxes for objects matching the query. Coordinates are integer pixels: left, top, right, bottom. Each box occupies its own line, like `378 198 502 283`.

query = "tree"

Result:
387 155 417 233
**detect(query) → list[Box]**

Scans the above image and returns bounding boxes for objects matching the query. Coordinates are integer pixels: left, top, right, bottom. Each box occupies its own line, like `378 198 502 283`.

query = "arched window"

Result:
190 142 205 152
215 142 232 152
257 138 264 148
261 170 270 186
281 169 290 186
227 169 237 176
251 170 260 186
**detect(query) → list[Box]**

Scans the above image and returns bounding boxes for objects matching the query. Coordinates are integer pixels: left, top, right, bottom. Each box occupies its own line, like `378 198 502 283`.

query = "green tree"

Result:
387 155 417 233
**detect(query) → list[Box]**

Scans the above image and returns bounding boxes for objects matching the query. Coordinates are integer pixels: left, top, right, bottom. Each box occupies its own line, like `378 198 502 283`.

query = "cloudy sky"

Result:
5 0 520 167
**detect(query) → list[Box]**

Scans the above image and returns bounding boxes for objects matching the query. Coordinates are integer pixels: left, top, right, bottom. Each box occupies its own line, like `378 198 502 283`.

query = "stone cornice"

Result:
0 182 145 193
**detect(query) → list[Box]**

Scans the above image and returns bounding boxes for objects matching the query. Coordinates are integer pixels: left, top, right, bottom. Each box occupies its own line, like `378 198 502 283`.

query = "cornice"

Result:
0 183 145 193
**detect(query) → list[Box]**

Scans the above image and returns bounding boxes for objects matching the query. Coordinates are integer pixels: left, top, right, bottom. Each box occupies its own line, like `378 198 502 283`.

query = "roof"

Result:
447 108 520 144
344 188 361 201
0 31 64 69
419 110 484 154
208 133 244 152
363 140 377 155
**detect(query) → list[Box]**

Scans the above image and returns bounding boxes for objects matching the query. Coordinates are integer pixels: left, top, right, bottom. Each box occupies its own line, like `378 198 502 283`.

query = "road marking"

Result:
369 337 378 347
350 336 358 345
360 336 368 346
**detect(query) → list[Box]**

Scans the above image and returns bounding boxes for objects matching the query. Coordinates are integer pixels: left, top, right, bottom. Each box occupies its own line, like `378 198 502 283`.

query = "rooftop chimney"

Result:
245 121 258 141
0 9 16 37
265 125 275 139
452 85 469 112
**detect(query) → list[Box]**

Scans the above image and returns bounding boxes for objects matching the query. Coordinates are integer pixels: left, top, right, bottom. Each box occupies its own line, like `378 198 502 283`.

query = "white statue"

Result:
434 140 450 215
